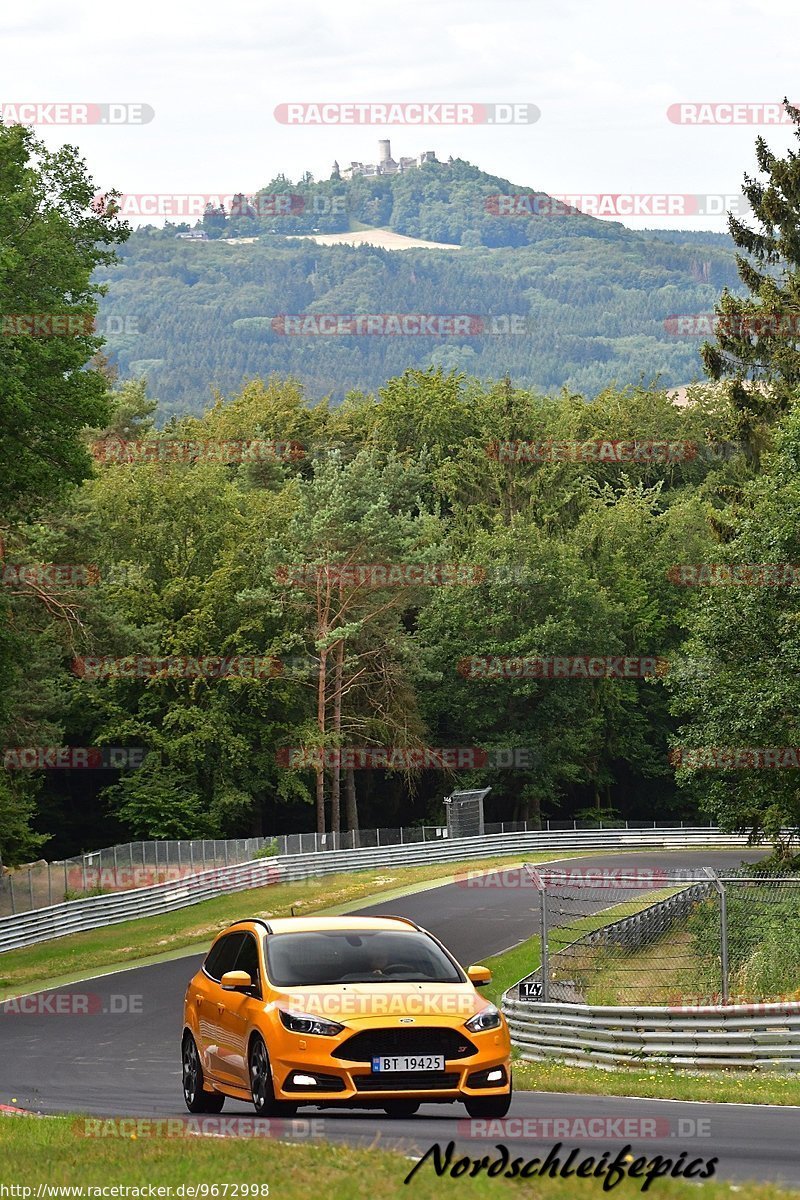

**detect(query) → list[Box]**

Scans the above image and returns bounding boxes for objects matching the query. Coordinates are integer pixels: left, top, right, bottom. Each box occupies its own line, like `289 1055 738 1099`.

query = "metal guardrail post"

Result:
540 885 550 1002
705 867 729 1003
719 882 729 1004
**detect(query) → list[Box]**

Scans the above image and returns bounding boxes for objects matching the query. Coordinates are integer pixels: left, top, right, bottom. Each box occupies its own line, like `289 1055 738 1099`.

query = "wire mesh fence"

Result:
0 816 716 918
516 865 800 1007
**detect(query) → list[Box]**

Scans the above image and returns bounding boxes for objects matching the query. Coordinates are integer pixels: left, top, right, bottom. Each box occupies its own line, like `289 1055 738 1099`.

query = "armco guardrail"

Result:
0 827 748 955
0 819 713 916
502 996 800 1070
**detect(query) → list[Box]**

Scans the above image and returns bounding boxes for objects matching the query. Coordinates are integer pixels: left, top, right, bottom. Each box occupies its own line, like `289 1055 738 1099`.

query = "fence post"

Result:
399 827 404 844
10 874 15 914
526 865 550 1002
705 868 729 1003
540 883 550 1003
376 828 381 847
224 841 229 867
113 843 118 882
48 863 52 908
719 882 729 1003
29 869 34 910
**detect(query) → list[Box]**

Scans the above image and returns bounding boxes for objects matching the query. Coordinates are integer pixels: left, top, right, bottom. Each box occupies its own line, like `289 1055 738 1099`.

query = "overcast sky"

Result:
3 0 799 231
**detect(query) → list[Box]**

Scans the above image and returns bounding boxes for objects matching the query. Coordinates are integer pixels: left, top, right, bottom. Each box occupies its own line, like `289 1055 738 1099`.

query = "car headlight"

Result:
279 1008 345 1036
465 1004 502 1033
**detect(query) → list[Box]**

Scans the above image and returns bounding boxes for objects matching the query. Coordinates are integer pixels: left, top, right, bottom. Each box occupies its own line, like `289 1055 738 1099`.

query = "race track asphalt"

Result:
5 848 799 1188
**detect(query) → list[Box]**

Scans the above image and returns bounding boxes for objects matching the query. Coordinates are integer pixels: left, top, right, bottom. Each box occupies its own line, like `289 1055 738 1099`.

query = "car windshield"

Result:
264 929 464 986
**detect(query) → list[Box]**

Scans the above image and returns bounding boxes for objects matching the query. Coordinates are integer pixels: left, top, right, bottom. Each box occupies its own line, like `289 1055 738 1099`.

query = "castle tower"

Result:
378 139 392 164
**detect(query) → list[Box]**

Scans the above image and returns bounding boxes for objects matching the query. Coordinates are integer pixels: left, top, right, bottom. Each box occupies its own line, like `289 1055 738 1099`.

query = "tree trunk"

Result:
345 766 359 838
330 637 344 834
316 644 328 834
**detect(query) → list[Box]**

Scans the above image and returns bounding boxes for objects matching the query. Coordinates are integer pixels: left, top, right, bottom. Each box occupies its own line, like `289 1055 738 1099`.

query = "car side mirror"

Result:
467 964 492 986
220 970 253 991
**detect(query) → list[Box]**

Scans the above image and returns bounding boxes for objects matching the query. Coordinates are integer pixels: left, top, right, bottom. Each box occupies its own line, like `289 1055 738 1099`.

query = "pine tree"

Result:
702 99 800 458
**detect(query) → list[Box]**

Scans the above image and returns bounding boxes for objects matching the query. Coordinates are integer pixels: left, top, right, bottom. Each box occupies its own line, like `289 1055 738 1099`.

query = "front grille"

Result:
333 1028 476 1062
354 1072 460 1092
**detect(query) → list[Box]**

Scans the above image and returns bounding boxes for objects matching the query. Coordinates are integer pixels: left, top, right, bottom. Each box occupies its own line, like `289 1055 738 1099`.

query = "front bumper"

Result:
271 1045 511 1103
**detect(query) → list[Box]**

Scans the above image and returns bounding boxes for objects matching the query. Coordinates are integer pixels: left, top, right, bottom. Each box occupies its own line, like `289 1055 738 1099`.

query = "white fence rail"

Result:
0 826 748 955
503 996 800 1070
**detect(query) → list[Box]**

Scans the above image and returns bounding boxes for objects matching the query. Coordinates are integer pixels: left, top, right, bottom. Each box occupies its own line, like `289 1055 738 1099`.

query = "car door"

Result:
196 932 245 1085
215 932 264 1088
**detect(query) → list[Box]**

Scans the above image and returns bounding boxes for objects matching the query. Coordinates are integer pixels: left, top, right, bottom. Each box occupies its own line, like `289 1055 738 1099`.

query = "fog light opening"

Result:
486 1069 503 1082
293 1073 318 1087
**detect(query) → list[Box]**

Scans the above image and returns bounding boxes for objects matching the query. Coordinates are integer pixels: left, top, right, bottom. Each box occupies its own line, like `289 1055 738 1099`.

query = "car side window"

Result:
233 932 262 997
203 932 245 982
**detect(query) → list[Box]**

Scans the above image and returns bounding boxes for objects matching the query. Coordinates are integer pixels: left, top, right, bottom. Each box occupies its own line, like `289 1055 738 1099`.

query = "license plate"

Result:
371 1055 445 1073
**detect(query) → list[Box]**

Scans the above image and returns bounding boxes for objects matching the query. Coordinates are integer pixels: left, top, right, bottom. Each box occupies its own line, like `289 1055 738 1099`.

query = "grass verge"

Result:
0 852 587 999
0 1114 795 1199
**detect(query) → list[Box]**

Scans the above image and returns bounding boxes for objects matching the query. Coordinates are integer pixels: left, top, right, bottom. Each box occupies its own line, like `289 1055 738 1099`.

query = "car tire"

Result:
463 1089 512 1119
182 1032 225 1113
382 1101 420 1118
248 1035 297 1117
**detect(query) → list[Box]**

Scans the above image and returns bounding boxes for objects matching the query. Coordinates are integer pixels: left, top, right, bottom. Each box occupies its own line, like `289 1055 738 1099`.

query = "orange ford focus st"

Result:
182 914 512 1118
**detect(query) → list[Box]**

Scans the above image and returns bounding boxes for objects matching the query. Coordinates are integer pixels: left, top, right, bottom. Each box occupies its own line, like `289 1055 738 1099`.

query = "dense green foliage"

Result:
0 369 752 859
95 159 741 414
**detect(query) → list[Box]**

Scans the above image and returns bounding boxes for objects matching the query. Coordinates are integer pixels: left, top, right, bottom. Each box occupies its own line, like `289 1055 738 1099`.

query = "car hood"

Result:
268 981 487 1024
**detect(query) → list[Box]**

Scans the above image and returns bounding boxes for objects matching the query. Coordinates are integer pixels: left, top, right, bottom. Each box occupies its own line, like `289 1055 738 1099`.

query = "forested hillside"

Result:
96 159 741 415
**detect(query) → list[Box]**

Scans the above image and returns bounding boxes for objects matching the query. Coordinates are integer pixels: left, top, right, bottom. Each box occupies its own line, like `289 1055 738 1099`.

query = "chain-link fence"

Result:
0 817 717 918
516 865 800 1007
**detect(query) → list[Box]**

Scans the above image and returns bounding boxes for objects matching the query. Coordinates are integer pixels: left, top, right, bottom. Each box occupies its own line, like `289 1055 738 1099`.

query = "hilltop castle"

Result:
333 141 438 180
